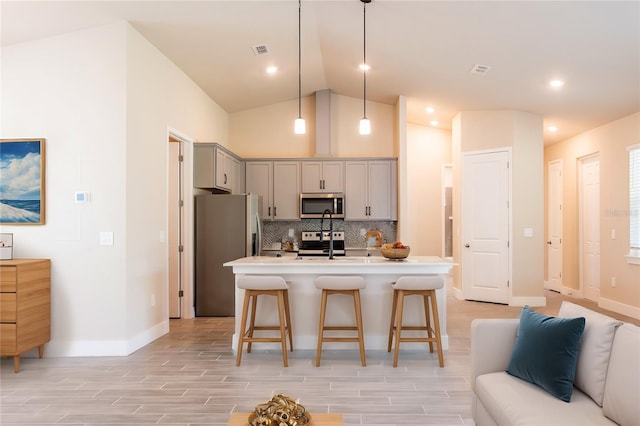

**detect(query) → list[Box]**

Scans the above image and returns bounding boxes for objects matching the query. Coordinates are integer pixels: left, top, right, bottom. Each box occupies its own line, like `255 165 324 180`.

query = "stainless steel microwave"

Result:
300 193 345 219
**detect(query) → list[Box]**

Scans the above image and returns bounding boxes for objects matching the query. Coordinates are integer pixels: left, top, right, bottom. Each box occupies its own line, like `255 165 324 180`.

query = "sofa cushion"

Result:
602 323 640 426
506 306 585 402
475 372 616 426
558 301 622 406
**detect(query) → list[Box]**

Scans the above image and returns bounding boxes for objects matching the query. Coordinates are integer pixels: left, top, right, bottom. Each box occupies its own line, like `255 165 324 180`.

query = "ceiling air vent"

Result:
252 44 270 56
470 64 491 75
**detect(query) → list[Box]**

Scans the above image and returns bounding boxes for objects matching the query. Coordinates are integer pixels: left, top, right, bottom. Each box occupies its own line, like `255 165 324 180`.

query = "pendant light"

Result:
359 0 371 135
294 0 306 134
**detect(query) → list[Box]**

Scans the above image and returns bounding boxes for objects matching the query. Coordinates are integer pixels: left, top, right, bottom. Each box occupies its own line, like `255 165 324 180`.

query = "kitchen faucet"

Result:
321 209 334 259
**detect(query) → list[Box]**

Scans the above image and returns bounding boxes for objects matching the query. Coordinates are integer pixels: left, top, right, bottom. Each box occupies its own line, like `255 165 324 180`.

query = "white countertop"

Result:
224 255 453 275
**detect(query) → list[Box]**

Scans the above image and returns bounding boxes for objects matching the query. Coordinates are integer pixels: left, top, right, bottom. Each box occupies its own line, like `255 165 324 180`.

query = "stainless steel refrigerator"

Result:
194 193 262 316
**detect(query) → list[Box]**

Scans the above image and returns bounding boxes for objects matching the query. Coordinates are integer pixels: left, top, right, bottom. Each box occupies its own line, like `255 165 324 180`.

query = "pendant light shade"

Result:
359 118 371 135
294 0 306 134
359 0 371 135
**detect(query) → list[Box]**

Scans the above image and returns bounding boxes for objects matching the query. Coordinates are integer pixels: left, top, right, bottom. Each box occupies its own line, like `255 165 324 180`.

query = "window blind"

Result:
631 145 640 249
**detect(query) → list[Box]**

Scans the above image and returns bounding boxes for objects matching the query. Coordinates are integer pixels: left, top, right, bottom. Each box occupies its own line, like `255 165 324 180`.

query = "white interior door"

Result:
168 138 183 318
462 151 510 304
546 160 563 292
581 155 600 302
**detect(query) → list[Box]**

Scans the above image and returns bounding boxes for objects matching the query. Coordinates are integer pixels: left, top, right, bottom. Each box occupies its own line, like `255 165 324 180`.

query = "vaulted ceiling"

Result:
2 1 638 144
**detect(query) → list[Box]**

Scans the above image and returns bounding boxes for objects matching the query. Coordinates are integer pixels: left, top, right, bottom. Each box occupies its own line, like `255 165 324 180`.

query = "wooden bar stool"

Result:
236 275 293 367
387 275 444 368
314 275 366 367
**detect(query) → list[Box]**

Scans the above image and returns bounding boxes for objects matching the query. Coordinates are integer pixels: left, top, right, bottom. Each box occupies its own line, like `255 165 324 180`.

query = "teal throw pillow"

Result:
506 306 585 402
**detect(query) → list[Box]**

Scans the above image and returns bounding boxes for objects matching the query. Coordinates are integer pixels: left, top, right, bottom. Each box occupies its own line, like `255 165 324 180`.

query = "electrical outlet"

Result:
360 228 366 236
151 294 156 306
611 277 616 288
611 229 616 240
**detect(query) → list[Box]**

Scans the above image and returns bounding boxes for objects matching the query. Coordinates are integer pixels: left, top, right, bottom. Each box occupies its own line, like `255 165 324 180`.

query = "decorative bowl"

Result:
380 246 410 260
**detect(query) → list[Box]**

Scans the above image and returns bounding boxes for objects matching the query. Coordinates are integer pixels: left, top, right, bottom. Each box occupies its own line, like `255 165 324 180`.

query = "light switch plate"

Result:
523 228 533 237
100 231 114 246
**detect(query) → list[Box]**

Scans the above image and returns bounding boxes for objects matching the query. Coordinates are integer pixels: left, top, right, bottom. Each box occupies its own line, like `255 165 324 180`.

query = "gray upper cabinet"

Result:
345 160 397 221
193 143 241 193
245 160 300 220
301 161 344 193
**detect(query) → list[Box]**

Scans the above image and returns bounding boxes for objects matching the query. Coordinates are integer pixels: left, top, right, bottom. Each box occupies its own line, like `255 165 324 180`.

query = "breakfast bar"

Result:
224 256 453 352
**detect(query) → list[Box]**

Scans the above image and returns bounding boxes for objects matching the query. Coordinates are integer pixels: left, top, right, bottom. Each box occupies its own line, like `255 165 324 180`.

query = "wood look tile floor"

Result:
2 288 638 426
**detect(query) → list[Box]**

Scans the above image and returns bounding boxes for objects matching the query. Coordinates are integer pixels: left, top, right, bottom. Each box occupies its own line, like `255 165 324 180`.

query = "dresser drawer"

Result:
0 323 17 353
0 267 17 292
0 292 17 322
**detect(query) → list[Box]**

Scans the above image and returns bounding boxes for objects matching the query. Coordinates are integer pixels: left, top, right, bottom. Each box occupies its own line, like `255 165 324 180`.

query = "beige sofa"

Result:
471 302 640 426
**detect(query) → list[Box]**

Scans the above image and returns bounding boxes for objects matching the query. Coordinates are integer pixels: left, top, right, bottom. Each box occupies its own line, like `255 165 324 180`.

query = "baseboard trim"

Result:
452 285 464 300
509 296 546 307
599 297 640 320
41 320 170 357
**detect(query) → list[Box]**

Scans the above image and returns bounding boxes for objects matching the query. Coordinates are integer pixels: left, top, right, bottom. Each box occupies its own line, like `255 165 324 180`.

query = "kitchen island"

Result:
223 256 454 353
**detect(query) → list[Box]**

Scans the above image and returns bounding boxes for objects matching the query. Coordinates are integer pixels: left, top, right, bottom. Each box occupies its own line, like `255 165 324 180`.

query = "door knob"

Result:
464 243 470 248
547 241 552 245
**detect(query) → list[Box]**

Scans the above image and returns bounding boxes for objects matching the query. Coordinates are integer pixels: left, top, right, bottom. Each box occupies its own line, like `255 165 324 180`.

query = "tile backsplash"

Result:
262 219 397 249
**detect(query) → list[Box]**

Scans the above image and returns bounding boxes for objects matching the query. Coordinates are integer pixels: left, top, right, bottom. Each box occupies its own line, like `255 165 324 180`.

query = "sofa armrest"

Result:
470 318 519 392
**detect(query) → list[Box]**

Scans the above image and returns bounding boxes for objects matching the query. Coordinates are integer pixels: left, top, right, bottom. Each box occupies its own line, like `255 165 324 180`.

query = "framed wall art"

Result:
0 139 46 225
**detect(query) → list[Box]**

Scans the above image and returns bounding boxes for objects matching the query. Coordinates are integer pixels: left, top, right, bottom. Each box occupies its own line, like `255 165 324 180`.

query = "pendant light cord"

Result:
298 0 302 119
362 0 367 119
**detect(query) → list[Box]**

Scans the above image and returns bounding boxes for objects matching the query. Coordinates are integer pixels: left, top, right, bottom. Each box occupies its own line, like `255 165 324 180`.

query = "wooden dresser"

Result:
0 258 51 372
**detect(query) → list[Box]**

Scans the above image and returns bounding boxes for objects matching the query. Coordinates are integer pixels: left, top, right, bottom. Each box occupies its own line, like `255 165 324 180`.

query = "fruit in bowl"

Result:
380 242 410 259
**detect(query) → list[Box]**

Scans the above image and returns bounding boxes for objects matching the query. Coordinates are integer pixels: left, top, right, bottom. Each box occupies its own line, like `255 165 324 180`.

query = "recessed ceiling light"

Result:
266 66 278 74
359 63 370 71
547 125 559 132
425 107 435 113
549 80 564 88
430 120 439 126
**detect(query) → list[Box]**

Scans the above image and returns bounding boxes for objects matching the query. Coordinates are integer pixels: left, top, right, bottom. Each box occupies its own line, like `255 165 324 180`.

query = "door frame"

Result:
442 164 453 260
167 128 195 319
545 159 563 292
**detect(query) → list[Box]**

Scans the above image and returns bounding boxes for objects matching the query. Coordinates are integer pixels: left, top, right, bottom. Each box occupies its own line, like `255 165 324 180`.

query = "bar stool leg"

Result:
316 289 328 367
247 293 259 353
393 290 405 368
429 290 444 367
236 290 251 366
284 289 293 351
423 293 434 353
353 290 366 367
387 289 398 352
277 290 289 367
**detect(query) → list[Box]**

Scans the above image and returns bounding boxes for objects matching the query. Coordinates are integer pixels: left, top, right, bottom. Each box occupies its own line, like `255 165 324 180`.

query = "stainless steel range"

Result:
298 231 345 256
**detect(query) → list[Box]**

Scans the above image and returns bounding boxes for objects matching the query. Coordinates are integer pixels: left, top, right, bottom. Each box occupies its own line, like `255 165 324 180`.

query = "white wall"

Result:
1 22 229 356
451 110 544 305
2 23 129 355
229 92 395 158
404 124 452 255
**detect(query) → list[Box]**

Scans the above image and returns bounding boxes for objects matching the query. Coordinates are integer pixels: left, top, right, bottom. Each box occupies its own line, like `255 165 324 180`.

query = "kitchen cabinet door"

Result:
215 148 233 191
232 159 244 195
345 160 396 221
273 161 300 220
345 161 369 220
245 161 273 219
367 161 392 220
301 161 344 193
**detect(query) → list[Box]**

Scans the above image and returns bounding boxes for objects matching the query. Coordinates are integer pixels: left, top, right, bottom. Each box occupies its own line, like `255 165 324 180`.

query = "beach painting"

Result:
0 139 45 225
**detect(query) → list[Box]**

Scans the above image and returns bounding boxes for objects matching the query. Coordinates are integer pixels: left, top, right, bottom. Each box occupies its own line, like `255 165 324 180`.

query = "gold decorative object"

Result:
248 393 311 426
